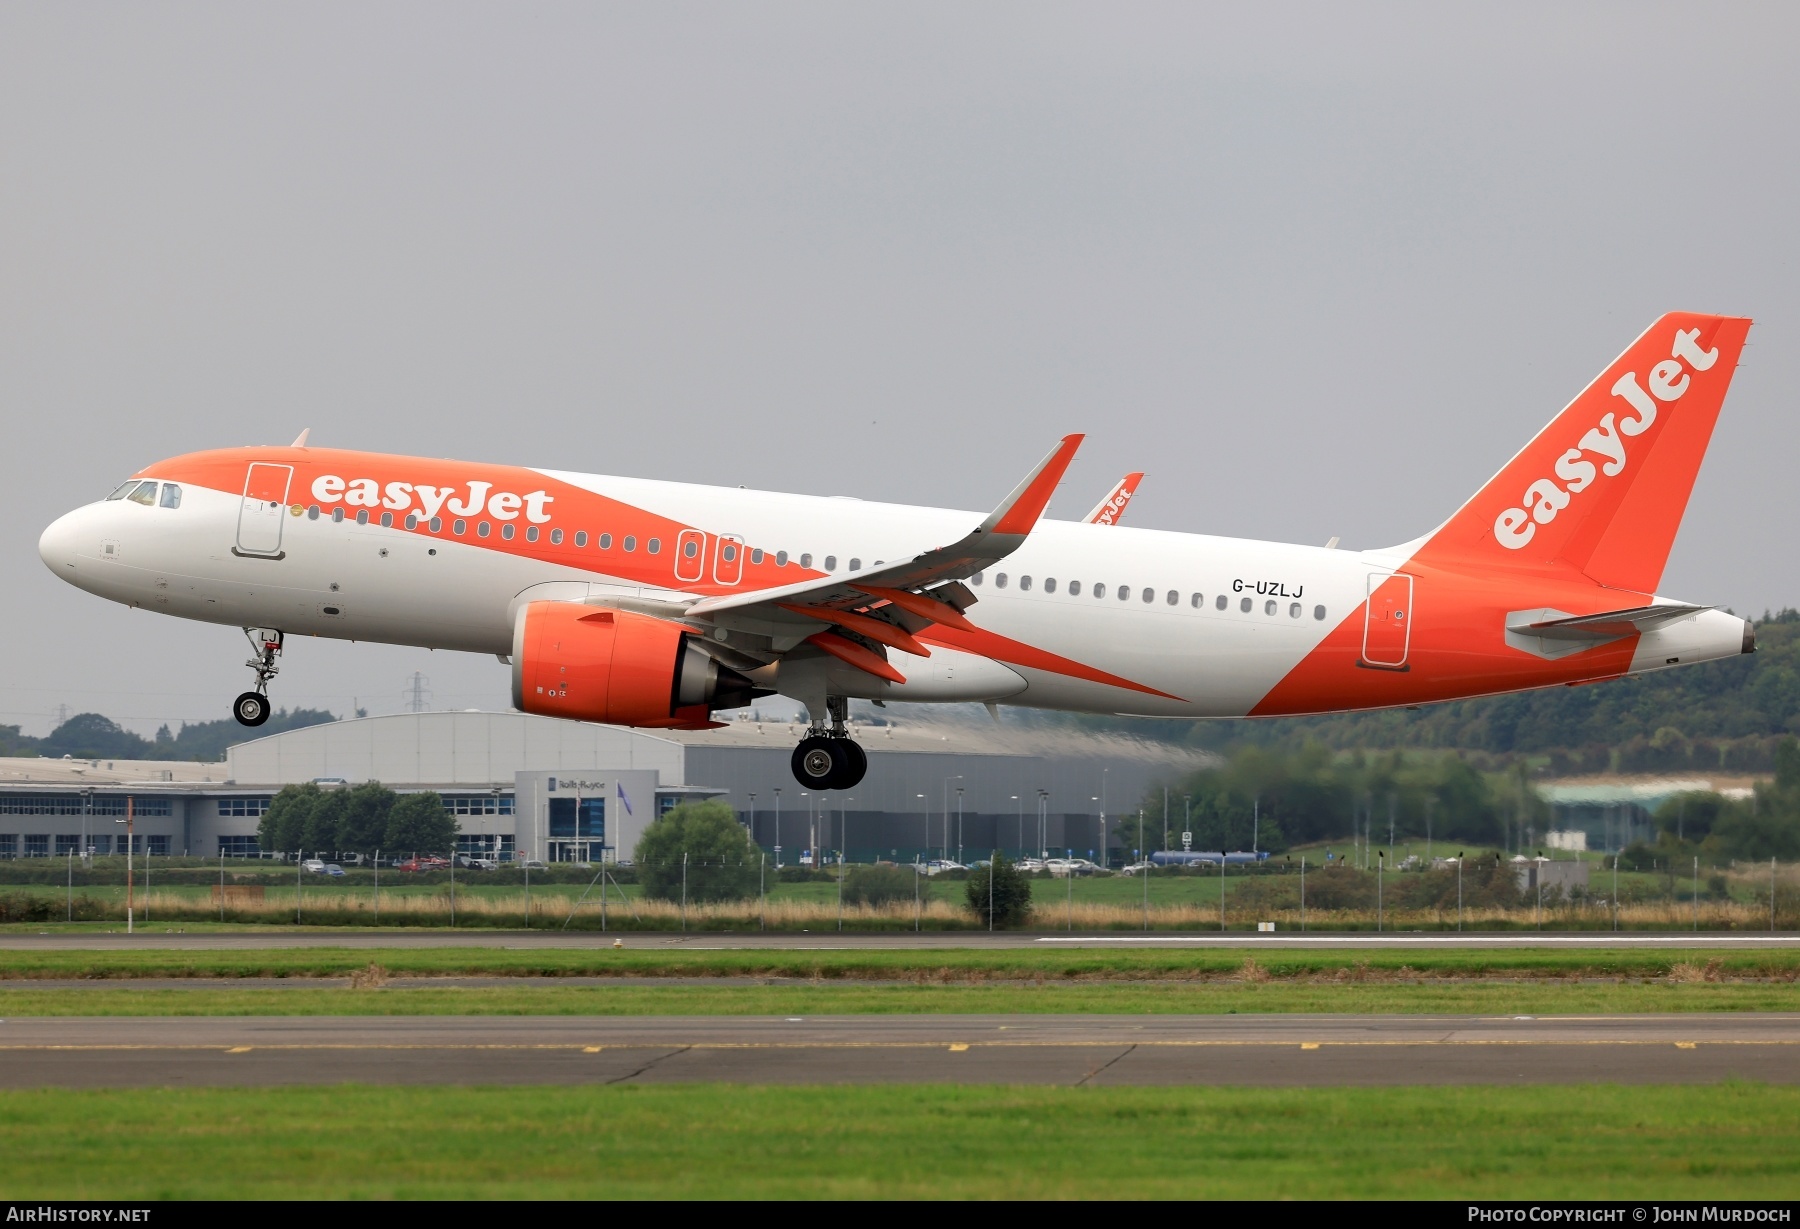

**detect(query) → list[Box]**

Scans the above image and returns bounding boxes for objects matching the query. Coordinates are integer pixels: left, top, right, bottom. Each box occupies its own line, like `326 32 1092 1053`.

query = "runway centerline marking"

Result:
3 1039 1796 1054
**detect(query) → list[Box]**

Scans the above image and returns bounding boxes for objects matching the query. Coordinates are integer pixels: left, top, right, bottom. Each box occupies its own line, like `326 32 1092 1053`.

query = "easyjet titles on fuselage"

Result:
308 474 555 524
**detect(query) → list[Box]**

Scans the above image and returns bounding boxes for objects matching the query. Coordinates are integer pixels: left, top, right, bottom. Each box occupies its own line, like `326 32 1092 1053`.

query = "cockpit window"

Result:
159 483 182 509
106 481 138 501
125 481 158 506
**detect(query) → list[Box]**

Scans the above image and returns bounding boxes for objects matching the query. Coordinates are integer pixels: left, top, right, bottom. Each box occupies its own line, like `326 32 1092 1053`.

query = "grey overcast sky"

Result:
3 2 1798 737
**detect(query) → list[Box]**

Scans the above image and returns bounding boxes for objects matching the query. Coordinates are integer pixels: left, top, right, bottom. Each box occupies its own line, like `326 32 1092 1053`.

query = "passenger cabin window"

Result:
549 528 562 545
574 531 587 547
994 573 1007 589
1240 597 1252 612
1068 580 1081 595
1216 594 1228 611
452 518 465 534
1118 585 1130 602
380 512 394 528
623 535 636 552
525 526 539 542
751 548 764 564
356 510 370 526
126 481 157 507
1093 583 1105 598
334 508 346 524
800 553 813 568
1314 605 1327 620
1264 599 1276 615
501 524 515 540
1289 602 1302 618
1043 578 1057 593
847 557 860 571
1166 590 1178 606
970 571 982 586
823 555 836 572
599 533 612 549
477 522 491 538
1191 593 1202 608
159 483 182 509
1142 588 1154 603
775 550 788 566
647 538 661 554
1019 575 1032 591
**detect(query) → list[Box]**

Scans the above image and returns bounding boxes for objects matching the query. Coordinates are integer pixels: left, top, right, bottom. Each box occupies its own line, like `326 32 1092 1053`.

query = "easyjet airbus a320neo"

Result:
38 313 1756 791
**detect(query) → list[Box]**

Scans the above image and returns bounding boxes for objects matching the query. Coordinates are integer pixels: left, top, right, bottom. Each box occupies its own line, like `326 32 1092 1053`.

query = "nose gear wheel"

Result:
234 627 284 726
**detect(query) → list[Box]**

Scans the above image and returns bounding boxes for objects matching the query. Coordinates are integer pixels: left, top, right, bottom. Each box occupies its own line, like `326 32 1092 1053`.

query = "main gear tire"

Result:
835 740 868 790
791 736 842 789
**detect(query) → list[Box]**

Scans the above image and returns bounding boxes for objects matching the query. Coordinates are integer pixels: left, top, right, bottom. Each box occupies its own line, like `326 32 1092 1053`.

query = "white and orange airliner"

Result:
38 313 1755 791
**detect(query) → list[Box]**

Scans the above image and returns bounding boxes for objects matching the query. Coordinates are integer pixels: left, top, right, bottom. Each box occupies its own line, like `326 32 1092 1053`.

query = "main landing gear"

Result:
790 696 867 790
233 627 284 727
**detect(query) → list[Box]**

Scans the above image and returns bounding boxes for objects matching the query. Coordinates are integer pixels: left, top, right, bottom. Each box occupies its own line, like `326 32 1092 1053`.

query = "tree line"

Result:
1633 739 1800 866
255 781 458 856
1127 743 1551 855
1 708 339 763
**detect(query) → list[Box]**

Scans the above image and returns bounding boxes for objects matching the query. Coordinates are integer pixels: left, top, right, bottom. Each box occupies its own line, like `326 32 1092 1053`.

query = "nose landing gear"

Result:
233 627 284 727
789 696 867 790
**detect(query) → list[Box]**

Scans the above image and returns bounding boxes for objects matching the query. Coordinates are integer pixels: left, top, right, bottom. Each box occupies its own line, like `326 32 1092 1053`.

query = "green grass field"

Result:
1 1083 1795 1199
0 979 1794 1016
0 945 1795 1015
3 943 1797 980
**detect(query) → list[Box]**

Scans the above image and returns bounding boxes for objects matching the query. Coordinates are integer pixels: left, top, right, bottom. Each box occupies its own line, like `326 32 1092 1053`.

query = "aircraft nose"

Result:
39 508 86 578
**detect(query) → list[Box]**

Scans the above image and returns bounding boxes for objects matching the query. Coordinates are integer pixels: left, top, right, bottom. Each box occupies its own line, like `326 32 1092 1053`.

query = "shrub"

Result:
966 854 1031 928
843 864 926 908
636 801 759 903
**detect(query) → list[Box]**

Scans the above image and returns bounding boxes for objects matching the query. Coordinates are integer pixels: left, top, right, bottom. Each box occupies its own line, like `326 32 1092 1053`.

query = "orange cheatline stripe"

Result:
805 632 907 684
853 586 977 633
778 604 932 658
919 624 1183 701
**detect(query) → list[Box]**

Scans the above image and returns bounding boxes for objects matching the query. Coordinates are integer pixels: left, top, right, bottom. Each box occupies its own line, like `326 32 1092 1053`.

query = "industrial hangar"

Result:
0 711 1208 865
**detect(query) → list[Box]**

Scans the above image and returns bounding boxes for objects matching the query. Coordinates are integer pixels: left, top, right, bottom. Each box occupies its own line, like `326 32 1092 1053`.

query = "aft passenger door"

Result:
235 463 292 559
1361 572 1413 670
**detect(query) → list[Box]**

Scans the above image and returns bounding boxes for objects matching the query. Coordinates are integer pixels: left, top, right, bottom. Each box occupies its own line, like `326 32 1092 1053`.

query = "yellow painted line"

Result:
225 1046 251 1053
582 1046 602 1053
1676 1042 1698 1049
948 1043 969 1052
1300 1043 1320 1050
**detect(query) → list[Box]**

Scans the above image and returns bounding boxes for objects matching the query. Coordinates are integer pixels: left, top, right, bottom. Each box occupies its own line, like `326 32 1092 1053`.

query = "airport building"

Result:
0 711 1210 865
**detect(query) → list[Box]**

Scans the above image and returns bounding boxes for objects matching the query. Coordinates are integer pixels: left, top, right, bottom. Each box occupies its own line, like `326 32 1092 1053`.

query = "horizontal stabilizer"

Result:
1505 603 1710 660
1511 603 1711 641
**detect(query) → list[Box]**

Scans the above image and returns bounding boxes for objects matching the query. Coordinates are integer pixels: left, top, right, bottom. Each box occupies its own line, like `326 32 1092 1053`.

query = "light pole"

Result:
956 787 964 866
941 775 962 863
1457 851 1465 932
916 795 927 866
1012 796 1021 860
80 787 91 859
1036 789 1049 860
1091 798 1099 869
772 787 782 868
1377 848 1385 933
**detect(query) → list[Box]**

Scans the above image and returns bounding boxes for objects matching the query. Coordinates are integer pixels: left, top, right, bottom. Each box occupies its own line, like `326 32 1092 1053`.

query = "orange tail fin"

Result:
1415 312 1750 594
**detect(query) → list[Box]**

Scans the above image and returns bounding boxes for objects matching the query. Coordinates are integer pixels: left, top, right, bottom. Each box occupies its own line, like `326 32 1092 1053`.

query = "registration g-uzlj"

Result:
40 313 1756 790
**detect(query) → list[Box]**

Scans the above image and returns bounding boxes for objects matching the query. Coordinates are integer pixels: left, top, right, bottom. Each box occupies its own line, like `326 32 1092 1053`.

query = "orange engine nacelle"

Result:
511 601 760 729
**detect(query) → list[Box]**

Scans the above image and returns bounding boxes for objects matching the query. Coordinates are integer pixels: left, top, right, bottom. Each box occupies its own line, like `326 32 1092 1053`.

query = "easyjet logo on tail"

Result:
1492 328 1718 550
309 474 555 524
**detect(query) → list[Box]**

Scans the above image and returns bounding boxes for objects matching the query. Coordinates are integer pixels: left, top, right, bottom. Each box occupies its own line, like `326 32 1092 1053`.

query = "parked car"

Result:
1118 861 1156 876
321 864 347 877
301 858 327 874
518 859 548 870
467 857 499 872
1014 858 1048 873
393 856 451 873
919 859 967 876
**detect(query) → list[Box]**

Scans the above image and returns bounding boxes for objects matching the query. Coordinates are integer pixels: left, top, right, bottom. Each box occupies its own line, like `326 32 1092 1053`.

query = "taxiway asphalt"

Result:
1 1014 1795 1087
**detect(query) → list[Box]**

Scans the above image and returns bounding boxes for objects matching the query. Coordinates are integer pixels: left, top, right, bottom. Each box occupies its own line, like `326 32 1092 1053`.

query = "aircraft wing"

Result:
1083 472 1143 525
681 434 1084 677
1508 603 1711 641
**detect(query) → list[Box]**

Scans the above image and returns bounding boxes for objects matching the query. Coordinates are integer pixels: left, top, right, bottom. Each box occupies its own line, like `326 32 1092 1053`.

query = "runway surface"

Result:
3 930 1797 951
2 1014 1795 1086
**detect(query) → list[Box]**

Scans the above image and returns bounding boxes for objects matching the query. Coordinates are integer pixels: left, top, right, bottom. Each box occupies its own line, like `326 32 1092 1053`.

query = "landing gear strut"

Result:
789 696 866 790
233 627 283 727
